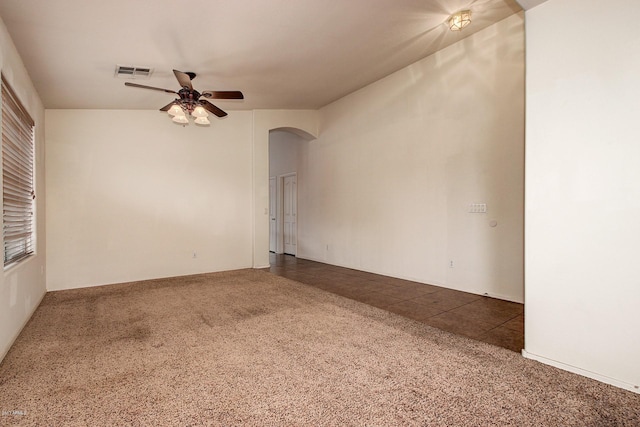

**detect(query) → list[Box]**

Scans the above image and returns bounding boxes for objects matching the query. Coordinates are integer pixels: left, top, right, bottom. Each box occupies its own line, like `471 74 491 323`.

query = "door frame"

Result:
281 172 297 256
269 176 277 252
268 172 298 255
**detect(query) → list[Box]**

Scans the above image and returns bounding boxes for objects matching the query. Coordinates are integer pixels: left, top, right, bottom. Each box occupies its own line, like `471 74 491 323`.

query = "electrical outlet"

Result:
192 252 197 259
449 260 454 268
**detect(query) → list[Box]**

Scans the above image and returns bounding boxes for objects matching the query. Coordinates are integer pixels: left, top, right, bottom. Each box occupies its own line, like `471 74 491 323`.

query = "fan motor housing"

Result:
177 88 201 113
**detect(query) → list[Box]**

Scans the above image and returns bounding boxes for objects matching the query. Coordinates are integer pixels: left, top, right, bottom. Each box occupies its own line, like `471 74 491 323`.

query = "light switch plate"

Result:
468 203 487 213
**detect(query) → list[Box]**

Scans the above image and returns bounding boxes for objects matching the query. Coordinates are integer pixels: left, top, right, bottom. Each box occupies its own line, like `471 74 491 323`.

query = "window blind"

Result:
1 75 35 267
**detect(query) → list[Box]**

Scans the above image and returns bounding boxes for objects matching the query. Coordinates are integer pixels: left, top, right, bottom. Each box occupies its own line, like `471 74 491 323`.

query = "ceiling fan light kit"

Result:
191 106 208 118
167 104 185 117
449 10 472 31
194 116 211 126
172 115 189 124
124 69 243 126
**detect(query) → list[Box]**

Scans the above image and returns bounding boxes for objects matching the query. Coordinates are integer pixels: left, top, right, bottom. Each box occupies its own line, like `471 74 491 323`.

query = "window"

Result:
1 75 35 267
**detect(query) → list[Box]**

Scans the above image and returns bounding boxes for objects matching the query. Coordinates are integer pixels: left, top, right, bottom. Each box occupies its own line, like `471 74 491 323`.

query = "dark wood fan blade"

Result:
124 82 177 94
201 91 244 100
173 69 193 90
200 100 227 117
159 102 177 112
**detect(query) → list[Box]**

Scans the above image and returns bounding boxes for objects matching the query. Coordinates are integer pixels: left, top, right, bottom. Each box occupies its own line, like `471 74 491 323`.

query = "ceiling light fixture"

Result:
172 114 189 125
167 104 185 117
167 98 210 126
191 105 208 118
194 116 211 125
449 10 472 31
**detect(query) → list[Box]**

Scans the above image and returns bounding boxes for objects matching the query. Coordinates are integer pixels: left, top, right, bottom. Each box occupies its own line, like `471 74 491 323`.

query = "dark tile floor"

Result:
269 253 524 352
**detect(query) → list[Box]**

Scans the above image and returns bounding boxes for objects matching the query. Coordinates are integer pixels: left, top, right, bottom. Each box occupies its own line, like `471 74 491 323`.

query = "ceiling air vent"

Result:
115 65 153 79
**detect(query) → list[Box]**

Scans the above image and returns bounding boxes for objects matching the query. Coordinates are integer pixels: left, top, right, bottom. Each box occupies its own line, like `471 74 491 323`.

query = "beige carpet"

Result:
0 269 638 426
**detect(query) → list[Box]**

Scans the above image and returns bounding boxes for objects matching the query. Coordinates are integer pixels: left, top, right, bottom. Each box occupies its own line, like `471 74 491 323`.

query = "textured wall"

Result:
524 0 640 392
45 110 254 290
0 17 47 362
298 14 525 302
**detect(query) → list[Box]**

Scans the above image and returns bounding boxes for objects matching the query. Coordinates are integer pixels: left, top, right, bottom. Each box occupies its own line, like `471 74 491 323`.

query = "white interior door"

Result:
283 174 297 255
269 177 277 252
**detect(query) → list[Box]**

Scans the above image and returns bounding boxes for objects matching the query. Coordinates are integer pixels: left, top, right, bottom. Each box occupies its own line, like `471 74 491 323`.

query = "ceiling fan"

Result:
124 69 244 125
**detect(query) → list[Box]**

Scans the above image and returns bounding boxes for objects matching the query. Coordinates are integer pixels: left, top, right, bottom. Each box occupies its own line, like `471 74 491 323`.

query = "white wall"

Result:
524 0 640 392
298 14 525 302
0 17 47 361
45 110 254 290
269 130 301 177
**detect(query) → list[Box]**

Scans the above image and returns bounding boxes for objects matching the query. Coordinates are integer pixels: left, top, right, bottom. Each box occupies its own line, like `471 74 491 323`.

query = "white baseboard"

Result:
254 264 271 269
522 349 640 394
0 290 46 364
480 291 523 304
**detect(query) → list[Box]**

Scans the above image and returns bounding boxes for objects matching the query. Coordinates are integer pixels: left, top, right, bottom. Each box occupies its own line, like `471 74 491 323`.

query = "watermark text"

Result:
2 410 27 416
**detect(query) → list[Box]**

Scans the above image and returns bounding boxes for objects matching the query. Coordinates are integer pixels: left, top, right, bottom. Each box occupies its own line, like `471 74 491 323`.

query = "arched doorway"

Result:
251 111 319 268
268 128 314 256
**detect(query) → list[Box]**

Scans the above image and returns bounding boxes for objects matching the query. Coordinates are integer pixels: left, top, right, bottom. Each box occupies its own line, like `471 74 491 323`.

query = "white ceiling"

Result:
0 0 523 111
